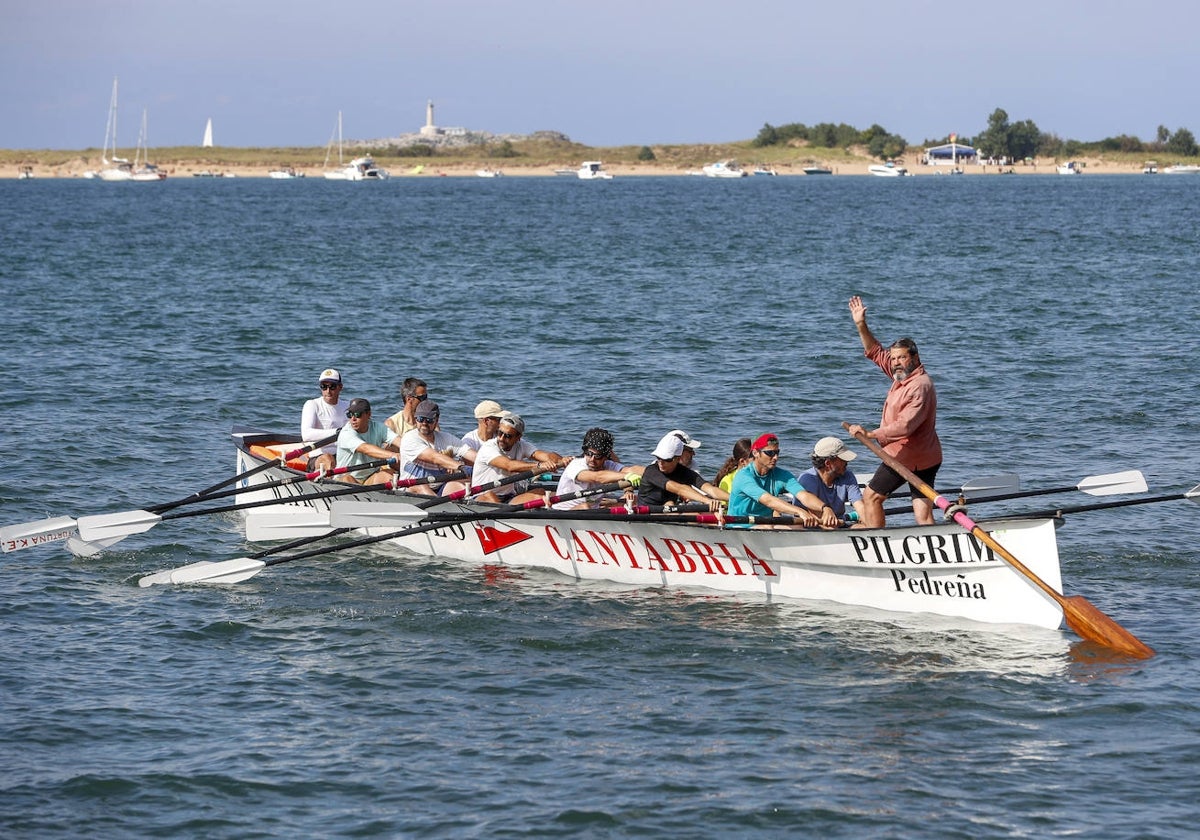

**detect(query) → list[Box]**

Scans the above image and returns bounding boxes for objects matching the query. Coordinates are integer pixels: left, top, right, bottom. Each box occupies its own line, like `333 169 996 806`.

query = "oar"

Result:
158 432 341 511
240 468 547 542
76 467 467 543
844 422 1155 659
882 470 1148 516
139 481 629 587
0 433 340 554
978 484 1200 523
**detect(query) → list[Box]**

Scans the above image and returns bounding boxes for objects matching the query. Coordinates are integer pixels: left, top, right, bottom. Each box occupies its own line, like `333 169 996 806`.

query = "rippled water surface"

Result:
2 175 1199 837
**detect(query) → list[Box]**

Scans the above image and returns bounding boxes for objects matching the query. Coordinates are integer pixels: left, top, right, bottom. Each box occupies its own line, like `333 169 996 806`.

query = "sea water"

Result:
1 174 1198 837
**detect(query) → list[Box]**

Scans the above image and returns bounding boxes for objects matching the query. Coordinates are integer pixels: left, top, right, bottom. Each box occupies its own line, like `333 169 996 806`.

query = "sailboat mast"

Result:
103 77 119 164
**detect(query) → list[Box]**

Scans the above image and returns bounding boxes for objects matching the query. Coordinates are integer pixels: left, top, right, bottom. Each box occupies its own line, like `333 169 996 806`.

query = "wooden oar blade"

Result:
1 516 77 553
139 557 267 587
960 474 1020 494
328 501 428 528
76 510 163 542
1077 470 1147 496
1061 594 1155 659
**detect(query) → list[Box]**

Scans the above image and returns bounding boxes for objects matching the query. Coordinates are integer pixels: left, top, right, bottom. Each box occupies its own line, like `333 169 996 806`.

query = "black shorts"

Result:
868 462 941 499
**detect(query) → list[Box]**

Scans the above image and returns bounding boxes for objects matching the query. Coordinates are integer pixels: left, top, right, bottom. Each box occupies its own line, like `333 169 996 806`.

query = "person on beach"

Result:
714 438 753 495
335 398 400 485
397 400 472 496
727 434 837 528
471 413 570 504
301 367 348 473
385 377 430 437
846 295 942 527
798 436 866 524
638 432 728 512
553 428 644 510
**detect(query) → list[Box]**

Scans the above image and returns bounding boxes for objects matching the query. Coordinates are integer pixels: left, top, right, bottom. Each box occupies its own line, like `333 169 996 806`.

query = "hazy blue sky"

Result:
3 0 1196 150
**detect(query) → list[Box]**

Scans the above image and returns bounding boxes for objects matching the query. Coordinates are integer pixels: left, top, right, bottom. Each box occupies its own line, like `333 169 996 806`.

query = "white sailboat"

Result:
322 112 387 180
95 79 164 182
130 109 166 181
202 118 213 148
97 78 134 181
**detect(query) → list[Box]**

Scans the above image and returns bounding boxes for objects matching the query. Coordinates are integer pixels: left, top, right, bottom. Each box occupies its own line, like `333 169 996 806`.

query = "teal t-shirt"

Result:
728 465 805 518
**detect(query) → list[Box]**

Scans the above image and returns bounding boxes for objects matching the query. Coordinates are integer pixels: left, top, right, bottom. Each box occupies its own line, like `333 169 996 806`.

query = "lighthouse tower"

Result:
419 100 439 137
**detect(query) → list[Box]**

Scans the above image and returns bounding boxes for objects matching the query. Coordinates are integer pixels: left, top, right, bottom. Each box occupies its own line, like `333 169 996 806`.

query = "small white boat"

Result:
1163 163 1200 174
268 167 304 179
17 166 33 180
475 168 503 178
868 163 909 177
1142 161 1158 175
803 166 833 176
1056 161 1082 175
577 161 613 180
702 160 748 178
753 166 777 176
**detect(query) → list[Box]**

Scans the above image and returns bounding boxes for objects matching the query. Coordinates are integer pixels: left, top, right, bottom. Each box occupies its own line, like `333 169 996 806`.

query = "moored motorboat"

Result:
1163 163 1200 174
702 160 749 178
268 167 305 179
803 166 833 175
1056 161 1082 175
868 163 909 177
577 161 613 180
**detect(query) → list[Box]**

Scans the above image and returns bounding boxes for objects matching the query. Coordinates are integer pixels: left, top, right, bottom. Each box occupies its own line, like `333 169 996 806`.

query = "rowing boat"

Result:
232 430 1067 630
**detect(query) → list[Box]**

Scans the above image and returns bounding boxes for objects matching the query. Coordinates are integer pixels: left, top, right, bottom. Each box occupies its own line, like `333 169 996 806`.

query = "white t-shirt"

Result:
471 437 539 492
399 429 470 480
553 456 625 509
301 397 348 455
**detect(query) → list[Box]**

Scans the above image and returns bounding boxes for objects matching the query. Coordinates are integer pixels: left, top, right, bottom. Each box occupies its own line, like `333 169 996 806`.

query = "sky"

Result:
3 0 1197 151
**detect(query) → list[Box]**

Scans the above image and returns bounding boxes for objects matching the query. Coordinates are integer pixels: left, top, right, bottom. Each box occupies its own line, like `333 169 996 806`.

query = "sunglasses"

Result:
348 410 368 419
415 415 438 423
583 449 609 459
320 382 341 390
497 431 519 440
759 449 781 458
408 393 429 401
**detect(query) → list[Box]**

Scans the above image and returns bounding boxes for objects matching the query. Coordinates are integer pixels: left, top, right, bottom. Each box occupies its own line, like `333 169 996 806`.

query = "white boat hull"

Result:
233 435 1067 631
868 164 908 177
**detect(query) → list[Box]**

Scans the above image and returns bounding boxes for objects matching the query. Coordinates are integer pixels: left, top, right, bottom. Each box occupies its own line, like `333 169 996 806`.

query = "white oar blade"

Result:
961 474 1020 495
1077 470 1147 496
244 509 331 542
139 557 267 587
1 516 77 553
76 510 163 542
66 534 128 557
328 500 427 528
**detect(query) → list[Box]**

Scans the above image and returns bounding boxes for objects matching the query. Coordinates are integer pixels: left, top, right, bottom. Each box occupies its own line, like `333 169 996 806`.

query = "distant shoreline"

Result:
0 152 1168 179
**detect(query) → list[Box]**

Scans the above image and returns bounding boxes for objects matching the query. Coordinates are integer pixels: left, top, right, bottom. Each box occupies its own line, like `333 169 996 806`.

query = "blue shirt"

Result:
728 464 805 519
798 467 862 517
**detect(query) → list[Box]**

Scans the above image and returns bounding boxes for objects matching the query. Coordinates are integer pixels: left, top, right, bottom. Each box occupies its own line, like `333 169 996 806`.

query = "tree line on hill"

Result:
753 107 1199 161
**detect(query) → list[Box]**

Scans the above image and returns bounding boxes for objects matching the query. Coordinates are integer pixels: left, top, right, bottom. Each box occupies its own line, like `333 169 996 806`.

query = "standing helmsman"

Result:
846 295 942 527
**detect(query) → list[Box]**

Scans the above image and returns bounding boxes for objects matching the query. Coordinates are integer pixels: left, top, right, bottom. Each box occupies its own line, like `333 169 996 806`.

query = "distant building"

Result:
418 100 465 138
